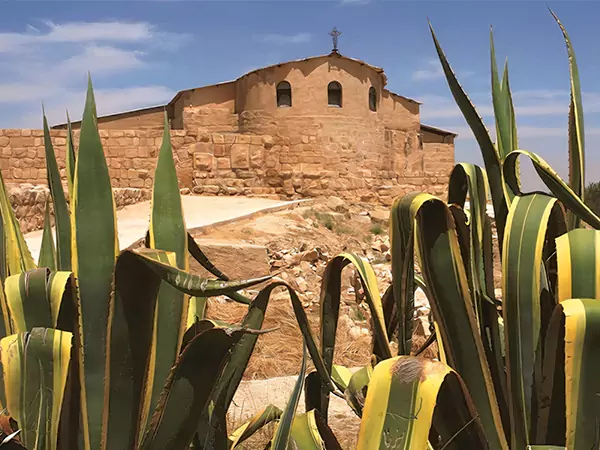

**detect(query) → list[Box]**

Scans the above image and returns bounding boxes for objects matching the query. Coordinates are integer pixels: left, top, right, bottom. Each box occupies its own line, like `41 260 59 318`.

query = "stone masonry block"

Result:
230 144 249 169
194 153 214 171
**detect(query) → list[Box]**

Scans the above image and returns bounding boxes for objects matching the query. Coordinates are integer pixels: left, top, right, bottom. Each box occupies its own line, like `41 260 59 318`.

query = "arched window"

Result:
369 86 377 112
276 81 292 107
328 81 342 107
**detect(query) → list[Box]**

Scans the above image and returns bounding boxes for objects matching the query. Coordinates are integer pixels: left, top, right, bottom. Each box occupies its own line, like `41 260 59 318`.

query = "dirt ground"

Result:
192 197 394 380
190 196 449 381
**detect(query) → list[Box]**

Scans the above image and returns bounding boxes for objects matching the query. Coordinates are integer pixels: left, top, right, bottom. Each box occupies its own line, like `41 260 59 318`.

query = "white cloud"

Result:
412 59 444 82
419 89 600 120
260 32 312 45
58 45 146 75
0 21 163 53
0 20 186 128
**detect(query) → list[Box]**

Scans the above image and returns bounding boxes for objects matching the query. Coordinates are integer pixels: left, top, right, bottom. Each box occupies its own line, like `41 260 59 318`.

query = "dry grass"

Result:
205 290 372 380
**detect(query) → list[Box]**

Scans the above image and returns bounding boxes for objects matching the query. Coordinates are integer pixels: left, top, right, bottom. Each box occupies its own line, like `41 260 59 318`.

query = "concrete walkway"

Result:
24 196 305 262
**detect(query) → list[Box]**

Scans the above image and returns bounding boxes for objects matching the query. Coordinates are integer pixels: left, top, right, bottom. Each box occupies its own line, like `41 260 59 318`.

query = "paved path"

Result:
24 196 304 262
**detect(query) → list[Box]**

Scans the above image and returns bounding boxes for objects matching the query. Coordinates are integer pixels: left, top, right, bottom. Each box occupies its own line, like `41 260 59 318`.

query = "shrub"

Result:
585 181 600 216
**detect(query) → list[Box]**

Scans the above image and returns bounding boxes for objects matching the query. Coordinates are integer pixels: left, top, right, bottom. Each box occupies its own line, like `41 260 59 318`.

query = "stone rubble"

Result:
8 184 152 233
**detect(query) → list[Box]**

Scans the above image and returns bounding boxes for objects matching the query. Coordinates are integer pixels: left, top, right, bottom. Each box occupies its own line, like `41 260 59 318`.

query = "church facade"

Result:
55 51 455 203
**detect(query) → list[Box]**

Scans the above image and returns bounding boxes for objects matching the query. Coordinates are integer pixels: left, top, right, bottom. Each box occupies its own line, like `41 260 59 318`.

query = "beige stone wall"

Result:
189 131 449 205
173 82 238 132
0 124 453 209
421 129 455 175
0 128 172 189
234 55 418 137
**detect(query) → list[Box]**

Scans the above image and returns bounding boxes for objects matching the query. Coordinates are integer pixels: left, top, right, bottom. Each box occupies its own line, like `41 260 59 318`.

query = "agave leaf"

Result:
38 200 56 271
0 328 72 450
110 246 268 449
320 253 390 419
142 112 190 436
290 409 342 450
356 356 487 450
448 163 494 309
71 76 118 450
139 327 245 450
390 192 435 356
119 248 271 296
527 447 566 450
550 10 585 229
5 269 76 334
202 281 336 446
331 365 353 391
503 150 600 229
502 194 567 448
503 62 519 184
490 32 518 204
42 113 71 271
537 299 600 449
556 229 600 302
187 232 230 280
491 26 519 204
187 233 253 305
414 198 509 449
0 168 35 276
429 21 508 247
271 343 307 450
65 112 76 201
344 359 375 417
228 405 282 449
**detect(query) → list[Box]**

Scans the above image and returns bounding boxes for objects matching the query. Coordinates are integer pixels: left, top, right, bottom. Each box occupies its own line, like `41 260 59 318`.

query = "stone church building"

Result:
55 47 455 204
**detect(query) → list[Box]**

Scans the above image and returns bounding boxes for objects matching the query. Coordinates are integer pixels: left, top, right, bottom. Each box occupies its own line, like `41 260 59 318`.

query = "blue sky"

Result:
1 1 599 188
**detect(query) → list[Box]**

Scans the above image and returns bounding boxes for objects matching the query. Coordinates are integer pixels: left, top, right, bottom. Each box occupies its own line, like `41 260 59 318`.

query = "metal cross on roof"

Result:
329 26 342 54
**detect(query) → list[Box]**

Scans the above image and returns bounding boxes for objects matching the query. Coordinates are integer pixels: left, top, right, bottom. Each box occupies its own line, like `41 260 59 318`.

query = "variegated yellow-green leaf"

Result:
556 229 600 302
344 359 375 416
429 21 508 246
65 112 76 201
5 269 74 334
43 112 71 271
502 194 566 448
272 343 306 450
448 163 506 414
38 200 56 271
142 112 190 437
71 76 118 450
537 299 600 449
228 405 282 449
0 167 35 277
0 328 72 450
119 248 271 296
414 198 508 449
139 327 245 450
356 356 487 450
550 10 585 229
320 253 390 418
290 409 341 450
111 247 270 448
490 30 518 204
390 192 434 356
503 150 600 229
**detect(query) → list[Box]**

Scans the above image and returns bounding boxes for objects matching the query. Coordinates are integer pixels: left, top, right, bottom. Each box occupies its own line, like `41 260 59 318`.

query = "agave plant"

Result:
0 9 599 450
0 79 281 450
257 10 600 450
